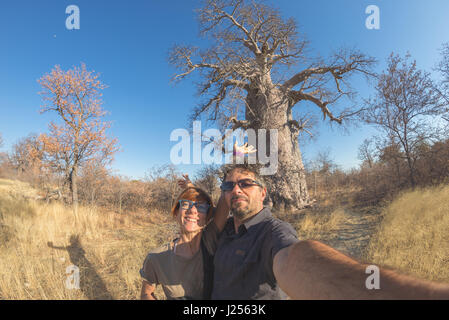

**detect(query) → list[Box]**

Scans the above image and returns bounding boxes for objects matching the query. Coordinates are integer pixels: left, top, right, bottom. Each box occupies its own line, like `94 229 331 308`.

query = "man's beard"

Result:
231 197 254 221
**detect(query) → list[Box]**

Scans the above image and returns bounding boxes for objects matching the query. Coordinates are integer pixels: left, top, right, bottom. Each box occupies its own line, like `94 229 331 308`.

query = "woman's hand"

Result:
233 142 257 157
178 173 194 189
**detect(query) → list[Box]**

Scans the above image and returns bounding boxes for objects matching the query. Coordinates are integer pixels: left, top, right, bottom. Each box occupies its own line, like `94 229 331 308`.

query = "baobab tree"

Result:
38 64 119 214
169 0 375 210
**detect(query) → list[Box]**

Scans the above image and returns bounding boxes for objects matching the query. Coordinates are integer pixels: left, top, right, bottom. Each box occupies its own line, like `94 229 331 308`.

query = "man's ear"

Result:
261 187 267 202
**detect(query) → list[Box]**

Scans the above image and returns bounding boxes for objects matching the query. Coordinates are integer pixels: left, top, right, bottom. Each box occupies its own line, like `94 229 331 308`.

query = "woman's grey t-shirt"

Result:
140 221 220 300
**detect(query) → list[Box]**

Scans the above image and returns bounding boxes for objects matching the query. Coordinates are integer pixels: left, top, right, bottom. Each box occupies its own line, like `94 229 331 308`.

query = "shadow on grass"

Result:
48 234 114 300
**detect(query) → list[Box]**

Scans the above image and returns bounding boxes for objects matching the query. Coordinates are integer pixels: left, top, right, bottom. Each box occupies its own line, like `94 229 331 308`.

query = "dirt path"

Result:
281 205 384 260
324 208 383 259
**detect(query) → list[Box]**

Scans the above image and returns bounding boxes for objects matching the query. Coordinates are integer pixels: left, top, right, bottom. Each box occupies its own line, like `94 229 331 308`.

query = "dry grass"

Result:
293 208 347 241
365 185 449 282
2 178 447 299
0 179 176 299
0 178 40 199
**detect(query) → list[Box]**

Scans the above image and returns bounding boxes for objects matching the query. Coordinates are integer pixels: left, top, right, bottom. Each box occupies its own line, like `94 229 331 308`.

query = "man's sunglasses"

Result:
220 179 263 192
178 200 210 214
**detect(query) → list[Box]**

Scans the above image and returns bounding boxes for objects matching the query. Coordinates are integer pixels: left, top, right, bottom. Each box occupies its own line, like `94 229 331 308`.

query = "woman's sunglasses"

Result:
178 200 210 214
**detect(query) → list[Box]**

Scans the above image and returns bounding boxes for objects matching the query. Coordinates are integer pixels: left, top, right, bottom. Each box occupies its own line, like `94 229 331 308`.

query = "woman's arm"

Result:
212 192 230 232
177 174 195 189
47 241 67 250
212 142 256 231
140 280 157 300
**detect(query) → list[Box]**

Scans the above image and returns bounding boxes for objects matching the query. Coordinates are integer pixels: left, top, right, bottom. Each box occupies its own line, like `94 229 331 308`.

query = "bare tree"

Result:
145 164 180 211
38 64 119 214
415 138 449 185
0 133 11 179
194 164 220 200
10 134 44 177
315 149 337 176
377 138 407 187
360 53 445 188
358 138 376 169
78 160 110 206
169 0 376 211
436 42 449 120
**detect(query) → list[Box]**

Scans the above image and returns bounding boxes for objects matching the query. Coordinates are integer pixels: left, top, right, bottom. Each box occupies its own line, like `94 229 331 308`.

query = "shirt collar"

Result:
224 207 272 235
243 207 272 229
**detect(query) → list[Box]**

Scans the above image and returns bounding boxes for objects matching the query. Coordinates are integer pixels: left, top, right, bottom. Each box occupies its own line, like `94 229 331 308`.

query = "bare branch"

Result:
289 90 342 124
282 51 376 90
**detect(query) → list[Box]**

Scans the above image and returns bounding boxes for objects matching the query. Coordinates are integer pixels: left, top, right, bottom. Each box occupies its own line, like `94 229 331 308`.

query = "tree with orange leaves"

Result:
38 63 119 214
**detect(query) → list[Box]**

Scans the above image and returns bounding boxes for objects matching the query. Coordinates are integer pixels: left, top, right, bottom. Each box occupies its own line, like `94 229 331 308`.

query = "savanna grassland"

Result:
0 179 176 299
1 178 448 299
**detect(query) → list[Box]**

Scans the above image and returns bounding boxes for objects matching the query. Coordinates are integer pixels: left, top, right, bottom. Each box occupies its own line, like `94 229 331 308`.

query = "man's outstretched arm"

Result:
273 240 449 299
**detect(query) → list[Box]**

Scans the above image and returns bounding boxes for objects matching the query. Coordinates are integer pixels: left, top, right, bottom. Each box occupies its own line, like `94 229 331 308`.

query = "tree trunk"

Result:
245 85 309 212
71 165 79 215
119 180 122 214
405 153 416 188
91 188 95 206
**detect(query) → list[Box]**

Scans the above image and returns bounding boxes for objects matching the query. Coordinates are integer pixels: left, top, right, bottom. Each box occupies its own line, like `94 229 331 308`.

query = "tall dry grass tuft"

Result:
365 185 449 282
286 208 347 241
0 179 176 299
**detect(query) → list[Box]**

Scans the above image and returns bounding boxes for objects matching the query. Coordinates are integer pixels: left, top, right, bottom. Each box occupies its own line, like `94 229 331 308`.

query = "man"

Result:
213 164 449 300
212 164 297 299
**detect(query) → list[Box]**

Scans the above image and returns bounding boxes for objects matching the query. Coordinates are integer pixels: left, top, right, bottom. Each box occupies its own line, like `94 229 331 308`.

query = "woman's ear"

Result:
174 207 180 220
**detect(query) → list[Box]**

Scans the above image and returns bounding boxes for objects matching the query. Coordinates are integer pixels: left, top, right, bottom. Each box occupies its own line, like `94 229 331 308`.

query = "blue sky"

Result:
1 0 448 179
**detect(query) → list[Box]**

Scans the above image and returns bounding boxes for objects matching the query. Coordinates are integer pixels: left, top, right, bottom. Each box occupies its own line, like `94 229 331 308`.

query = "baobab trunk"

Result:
246 86 310 211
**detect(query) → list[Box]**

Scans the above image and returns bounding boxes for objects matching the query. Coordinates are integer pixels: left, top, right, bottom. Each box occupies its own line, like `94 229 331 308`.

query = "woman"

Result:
140 143 255 300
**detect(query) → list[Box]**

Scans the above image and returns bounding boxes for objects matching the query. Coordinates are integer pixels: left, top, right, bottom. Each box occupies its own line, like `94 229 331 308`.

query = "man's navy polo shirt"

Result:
211 207 299 300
